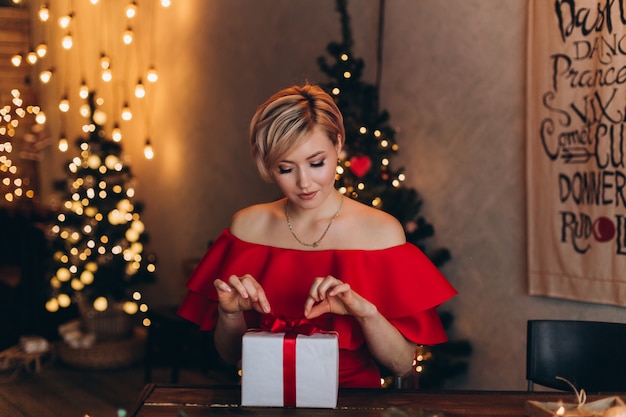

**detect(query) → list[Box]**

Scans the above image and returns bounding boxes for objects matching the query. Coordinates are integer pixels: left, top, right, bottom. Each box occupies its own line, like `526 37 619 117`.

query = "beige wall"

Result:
31 0 626 390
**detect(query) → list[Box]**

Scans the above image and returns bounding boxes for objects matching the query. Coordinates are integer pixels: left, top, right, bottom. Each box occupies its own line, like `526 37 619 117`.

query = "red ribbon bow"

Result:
259 314 321 407
261 313 320 336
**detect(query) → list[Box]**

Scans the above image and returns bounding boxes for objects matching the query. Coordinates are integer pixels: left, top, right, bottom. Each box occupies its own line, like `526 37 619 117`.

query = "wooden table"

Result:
128 384 621 416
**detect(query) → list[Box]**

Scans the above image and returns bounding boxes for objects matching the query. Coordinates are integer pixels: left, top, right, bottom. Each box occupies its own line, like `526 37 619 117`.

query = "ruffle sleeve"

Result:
178 228 457 348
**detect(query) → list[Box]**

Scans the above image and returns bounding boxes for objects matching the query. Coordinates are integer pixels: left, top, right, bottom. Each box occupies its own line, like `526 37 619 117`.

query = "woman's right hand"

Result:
214 274 271 315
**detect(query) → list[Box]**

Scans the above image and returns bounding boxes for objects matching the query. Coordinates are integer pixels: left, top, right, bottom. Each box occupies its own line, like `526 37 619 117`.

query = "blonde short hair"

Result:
249 84 345 182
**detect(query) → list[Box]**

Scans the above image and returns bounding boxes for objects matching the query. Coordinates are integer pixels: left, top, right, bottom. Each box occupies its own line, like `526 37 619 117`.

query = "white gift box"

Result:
241 330 339 408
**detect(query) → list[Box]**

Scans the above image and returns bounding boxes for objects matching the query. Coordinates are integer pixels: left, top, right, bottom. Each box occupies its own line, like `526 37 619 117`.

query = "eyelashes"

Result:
278 160 326 174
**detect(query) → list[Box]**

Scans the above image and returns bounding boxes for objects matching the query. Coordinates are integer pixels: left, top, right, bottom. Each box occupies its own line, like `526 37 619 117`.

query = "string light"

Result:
125 2 138 19
146 67 158 82
121 103 132 121
122 27 134 45
27 0 167 172
58 14 73 29
62 33 74 50
101 68 113 82
26 51 38 65
100 54 111 69
36 43 47 58
39 68 53 83
59 96 70 112
112 124 122 142
143 139 154 159
38 3 50 22
10 54 22 67
79 81 89 99
58 135 69 152
134 80 145 98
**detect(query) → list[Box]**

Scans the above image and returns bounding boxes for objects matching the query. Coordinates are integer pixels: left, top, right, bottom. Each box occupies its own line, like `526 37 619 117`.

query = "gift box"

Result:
241 330 339 408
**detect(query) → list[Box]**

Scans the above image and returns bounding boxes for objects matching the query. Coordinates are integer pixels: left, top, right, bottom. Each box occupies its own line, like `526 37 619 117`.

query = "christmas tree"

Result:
318 0 471 389
44 93 156 327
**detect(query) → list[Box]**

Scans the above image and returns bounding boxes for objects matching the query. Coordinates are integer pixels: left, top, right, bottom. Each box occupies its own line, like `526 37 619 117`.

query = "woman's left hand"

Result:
304 275 377 319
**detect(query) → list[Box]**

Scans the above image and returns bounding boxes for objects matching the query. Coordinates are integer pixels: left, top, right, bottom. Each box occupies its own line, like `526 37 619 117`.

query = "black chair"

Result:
526 320 626 393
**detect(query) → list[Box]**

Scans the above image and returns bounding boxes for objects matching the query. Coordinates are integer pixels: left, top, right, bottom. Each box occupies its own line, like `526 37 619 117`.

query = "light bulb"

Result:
58 136 69 152
59 96 70 112
125 2 138 18
134 80 145 98
93 296 108 312
112 124 122 142
123 28 134 45
35 43 47 58
58 14 72 29
39 69 53 83
35 111 46 124
10 54 22 67
101 68 112 82
62 33 73 50
144 139 154 159
38 4 50 22
58 15 72 29
79 82 89 99
93 109 107 125
146 67 158 83
100 54 110 69
26 51 37 65
161 0 171 6
121 103 132 121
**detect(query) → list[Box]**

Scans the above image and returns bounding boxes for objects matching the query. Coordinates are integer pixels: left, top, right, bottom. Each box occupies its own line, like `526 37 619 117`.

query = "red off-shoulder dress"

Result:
178 228 457 388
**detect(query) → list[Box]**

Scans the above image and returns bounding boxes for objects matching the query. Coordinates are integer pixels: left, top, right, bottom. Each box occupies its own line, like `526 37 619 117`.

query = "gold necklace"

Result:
285 196 343 248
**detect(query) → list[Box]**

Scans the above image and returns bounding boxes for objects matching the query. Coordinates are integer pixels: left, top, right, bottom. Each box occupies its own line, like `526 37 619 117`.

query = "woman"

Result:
177 84 457 388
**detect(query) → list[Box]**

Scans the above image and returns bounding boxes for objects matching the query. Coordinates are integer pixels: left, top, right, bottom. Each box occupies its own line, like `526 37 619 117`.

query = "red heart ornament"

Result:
349 155 372 178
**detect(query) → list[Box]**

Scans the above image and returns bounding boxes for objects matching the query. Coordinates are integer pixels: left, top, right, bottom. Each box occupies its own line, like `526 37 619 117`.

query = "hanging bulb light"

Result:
144 138 154 159
35 111 46 125
146 67 158 83
93 109 107 126
134 79 145 98
101 68 113 82
59 96 70 113
26 51 38 65
36 43 47 58
122 27 134 45
38 3 50 22
58 13 73 29
39 68 53 83
100 53 111 69
10 54 22 67
112 123 122 142
79 103 91 118
79 81 89 99
62 33 73 50
125 1 138 18
121 103 132 121
161 0 171 7
58 134 69 152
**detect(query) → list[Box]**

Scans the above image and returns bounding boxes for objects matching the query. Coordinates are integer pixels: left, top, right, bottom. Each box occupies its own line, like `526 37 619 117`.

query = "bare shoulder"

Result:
230 200 283 242
340 198 406 249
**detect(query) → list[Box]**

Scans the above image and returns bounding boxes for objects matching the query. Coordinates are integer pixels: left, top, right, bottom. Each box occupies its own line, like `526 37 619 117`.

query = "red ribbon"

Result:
260 314 320 407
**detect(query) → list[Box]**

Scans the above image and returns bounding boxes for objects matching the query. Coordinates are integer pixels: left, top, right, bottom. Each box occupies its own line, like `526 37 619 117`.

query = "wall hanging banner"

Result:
527 0 626 306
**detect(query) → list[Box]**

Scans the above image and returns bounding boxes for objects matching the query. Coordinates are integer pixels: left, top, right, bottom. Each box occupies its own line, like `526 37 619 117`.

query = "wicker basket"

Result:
79 302 134 342
57 327 146 370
